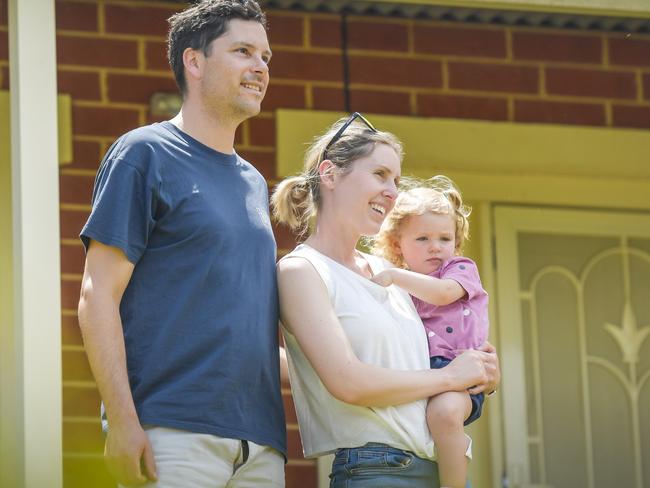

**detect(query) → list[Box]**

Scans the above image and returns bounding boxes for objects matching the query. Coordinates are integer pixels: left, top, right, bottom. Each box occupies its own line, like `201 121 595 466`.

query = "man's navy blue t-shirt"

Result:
80 121 286 456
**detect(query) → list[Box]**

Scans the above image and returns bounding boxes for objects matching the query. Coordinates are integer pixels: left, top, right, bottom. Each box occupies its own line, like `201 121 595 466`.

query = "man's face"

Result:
199 19 271 121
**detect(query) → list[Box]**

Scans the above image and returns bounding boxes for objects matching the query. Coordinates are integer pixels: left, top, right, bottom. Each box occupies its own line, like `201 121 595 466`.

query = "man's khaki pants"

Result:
120 426 285 488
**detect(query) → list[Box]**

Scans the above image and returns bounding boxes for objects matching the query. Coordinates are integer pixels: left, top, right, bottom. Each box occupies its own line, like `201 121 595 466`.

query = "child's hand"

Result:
371 270 394 287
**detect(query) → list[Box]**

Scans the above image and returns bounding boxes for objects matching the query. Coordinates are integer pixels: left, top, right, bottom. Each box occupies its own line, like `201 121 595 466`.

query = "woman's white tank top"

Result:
281 244 435 459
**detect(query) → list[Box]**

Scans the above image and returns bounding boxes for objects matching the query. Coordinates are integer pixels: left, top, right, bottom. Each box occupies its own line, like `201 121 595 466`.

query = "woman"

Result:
272 113 499 487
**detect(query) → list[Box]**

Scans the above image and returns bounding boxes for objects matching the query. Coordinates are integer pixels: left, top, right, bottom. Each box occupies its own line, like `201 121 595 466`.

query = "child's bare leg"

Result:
427 391 473 488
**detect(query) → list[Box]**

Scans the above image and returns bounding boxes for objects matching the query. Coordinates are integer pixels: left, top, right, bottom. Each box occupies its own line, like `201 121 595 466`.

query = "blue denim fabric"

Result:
329 443 440 488
430 356 485 426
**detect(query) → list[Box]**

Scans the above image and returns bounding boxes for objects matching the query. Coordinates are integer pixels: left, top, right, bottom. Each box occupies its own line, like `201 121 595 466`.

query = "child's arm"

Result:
372 268 466 306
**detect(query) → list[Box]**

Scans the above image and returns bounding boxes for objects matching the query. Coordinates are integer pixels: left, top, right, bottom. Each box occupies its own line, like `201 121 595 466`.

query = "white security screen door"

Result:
494 206 650 488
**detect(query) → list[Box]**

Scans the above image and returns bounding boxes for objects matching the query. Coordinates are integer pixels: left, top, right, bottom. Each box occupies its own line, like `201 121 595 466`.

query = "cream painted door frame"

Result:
494 206 650 488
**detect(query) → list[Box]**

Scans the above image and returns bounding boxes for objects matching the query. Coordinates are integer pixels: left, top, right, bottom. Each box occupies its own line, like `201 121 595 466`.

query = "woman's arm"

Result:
278 257 489 407
372 267 466 306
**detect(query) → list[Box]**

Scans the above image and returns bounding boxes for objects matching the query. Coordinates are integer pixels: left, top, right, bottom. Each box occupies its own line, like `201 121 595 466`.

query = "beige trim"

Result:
2 0 63 487
371 0 650 18
276 109 650 210
1 92 73 165
478 202 505 488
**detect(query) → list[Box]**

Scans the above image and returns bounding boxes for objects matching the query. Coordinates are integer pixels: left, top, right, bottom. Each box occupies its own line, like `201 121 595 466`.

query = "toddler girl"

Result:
371 175 489 488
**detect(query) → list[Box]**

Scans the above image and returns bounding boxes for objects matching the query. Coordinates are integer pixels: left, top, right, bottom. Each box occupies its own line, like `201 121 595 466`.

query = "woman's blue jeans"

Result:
329 443 440 488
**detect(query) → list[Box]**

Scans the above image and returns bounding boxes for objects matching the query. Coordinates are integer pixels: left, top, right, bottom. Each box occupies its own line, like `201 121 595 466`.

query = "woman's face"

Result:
330 143 401 237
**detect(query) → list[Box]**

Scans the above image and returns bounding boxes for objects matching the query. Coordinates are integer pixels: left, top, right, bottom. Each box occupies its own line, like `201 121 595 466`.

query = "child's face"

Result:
398 211 456 274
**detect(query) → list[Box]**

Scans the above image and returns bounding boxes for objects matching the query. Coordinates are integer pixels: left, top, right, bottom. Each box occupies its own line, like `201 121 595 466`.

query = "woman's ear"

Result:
318 160 337 189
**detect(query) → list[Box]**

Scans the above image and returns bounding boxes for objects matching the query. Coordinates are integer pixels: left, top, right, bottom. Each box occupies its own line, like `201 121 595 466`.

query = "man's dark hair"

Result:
167 0 267 96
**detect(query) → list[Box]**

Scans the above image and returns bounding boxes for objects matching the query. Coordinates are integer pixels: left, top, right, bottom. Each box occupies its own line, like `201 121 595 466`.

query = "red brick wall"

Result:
1 1 649 486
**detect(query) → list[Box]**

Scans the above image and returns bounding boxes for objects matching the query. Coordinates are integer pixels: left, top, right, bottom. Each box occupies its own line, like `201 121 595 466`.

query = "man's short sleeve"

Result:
80 156 157 264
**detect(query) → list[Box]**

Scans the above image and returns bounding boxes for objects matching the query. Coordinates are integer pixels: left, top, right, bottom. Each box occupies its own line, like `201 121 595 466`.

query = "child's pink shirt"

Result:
411 256 489 360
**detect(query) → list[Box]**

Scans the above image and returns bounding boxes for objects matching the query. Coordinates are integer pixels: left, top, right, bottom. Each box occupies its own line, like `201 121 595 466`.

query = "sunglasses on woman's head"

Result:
323 112 377 160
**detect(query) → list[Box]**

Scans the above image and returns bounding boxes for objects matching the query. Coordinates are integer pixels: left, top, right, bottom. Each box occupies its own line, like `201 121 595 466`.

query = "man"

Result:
77 1 286 486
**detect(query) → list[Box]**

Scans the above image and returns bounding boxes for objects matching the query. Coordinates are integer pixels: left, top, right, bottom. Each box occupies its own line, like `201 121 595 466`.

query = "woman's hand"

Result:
468 341 500 395
444 350 488 391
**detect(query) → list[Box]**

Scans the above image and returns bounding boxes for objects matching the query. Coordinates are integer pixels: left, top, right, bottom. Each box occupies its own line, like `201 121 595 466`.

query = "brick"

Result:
73 106 140 137
107 73 177 104
449 62 539 94
418 93 508 121
347 19 409 52
61 242 85 274
70 140 102 169
63 420 103 452
58 70 101 100
272 221 299 251
310 17 341 49
145 41 170 71
262 83 306 110
645 74 650 101
283 392 297 424
62 314 83 345
60 172 95 204
350 56 442 88
105 4 178 37
56 1 98 32
414 24 506 58
514 99 605 126
513 31 601 63
63 457 114 488
271 51 342 82
286 463 318 488
312 86 345 111
350 89 411 115
0 30 7 60
63 349 93 382
545 67 636 99
311 86 413 115
612 105 650 129
267 13 303 46
287 428 304 459
57 36 138 68
147 112 168 125
63 386 100 417
1 65 8 90
61 209 89 240
236 149 275 180
62 278 82 310
248 117 275 147
609 36 650 67
234 124 244 146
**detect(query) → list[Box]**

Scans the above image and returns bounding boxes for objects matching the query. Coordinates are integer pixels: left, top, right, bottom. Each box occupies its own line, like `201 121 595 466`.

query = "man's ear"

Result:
318 160 337 189
182 47 203 83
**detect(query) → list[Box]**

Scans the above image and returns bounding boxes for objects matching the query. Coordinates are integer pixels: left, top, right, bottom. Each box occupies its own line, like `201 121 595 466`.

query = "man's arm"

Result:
78 240 157 486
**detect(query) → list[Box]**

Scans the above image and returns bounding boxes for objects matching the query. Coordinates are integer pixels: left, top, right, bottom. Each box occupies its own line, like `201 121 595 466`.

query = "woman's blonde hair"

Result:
372 175 471 268
271 115 403 238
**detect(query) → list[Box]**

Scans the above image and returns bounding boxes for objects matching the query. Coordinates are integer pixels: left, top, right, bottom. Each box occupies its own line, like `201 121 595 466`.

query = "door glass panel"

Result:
515 229 650 488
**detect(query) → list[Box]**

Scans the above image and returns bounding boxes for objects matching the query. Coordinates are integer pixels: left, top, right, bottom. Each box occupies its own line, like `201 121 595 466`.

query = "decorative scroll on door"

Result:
495 207 650 488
